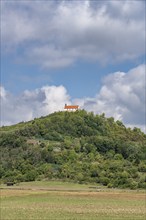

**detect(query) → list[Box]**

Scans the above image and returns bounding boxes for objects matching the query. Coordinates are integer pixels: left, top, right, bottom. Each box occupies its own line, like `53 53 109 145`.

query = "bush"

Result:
99 176 110 186
24 170 38 182
129 180 138 190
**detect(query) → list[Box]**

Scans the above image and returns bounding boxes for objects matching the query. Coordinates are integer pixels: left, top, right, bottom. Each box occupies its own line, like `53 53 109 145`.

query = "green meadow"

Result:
0 181 145 220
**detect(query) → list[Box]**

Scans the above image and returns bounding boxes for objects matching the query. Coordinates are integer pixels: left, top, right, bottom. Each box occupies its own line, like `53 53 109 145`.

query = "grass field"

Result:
0 181 146 220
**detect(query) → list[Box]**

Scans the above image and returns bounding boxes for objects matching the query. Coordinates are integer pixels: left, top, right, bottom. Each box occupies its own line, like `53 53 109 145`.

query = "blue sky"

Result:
2 52 143 98
1 0 145 131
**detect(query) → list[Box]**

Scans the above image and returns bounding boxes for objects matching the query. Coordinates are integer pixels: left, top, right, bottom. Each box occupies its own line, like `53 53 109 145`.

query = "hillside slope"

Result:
0 110 146 189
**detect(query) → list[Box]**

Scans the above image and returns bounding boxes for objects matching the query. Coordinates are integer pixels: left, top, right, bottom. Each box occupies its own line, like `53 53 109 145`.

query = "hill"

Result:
0 110 146 189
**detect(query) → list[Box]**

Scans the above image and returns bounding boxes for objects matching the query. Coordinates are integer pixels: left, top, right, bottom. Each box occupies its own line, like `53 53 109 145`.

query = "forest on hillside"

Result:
0 110 146 189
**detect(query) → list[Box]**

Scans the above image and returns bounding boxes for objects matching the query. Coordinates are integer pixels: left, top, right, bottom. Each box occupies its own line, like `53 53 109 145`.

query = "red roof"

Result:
64 105 79 109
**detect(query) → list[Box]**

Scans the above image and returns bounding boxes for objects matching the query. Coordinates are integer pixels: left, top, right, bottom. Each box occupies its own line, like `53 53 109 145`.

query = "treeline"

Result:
0 110 146 189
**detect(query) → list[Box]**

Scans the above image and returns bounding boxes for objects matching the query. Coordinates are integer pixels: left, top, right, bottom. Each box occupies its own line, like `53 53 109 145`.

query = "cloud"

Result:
0 86 7 99
1 0 145 68
0 85 70 125
1 65 145 132
75 64 145 131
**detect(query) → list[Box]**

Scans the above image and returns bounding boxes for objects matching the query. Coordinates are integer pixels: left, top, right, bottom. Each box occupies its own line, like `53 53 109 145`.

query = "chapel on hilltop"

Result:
64 104 79 111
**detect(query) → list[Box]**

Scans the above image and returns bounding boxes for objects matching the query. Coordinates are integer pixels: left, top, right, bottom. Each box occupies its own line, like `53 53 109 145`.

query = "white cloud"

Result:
1 0 145 68
77 64 145 131
1 65 145 132
0 86 7 99
1 85 70 125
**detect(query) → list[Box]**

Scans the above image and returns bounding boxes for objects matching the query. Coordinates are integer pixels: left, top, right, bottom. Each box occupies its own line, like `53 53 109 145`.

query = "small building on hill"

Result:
64 104 79 111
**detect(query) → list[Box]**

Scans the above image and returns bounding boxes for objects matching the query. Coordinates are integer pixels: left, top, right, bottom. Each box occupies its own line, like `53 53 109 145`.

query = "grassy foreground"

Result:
0 181 146 220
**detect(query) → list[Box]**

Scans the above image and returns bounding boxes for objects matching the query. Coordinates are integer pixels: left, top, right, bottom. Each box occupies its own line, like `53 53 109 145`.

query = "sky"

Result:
0 0 146 132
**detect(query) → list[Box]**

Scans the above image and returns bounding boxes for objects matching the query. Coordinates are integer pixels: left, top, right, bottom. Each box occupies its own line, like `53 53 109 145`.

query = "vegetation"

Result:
0 110 146 189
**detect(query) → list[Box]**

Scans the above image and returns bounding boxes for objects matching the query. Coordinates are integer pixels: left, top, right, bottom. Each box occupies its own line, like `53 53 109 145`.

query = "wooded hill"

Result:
0 110 146 189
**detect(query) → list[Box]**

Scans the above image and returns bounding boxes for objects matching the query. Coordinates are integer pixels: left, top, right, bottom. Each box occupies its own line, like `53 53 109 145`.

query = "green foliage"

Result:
24 170 38 182
0 110 146 189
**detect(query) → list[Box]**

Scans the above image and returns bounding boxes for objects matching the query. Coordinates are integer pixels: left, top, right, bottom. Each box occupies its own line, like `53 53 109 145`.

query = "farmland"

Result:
0 181 145 220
